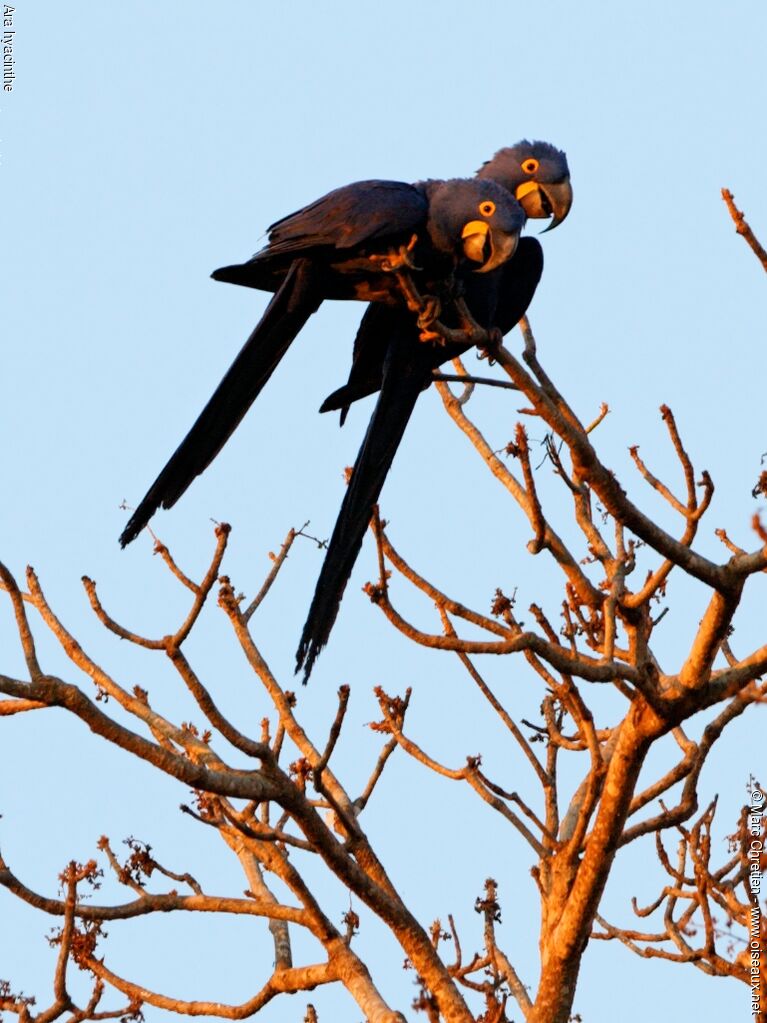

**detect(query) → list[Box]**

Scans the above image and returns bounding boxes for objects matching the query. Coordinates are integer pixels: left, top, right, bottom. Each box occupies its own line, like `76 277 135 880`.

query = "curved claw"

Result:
371 233 422 272
416 296 442 332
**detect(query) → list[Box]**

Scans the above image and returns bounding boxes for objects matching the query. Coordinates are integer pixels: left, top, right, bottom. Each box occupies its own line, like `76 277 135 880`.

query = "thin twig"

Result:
721 188 767 272
431 372 519 392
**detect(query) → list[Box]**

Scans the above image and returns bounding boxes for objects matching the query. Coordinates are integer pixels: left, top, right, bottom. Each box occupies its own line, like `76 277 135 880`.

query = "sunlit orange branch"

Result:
722 188 767 272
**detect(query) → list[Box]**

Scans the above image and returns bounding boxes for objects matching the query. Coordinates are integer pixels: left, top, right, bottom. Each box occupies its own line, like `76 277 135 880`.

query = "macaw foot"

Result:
393 271 497 348
369 233 421 272
393 274 447 343
430 296 497 349
475 320 503 364
417 328 445 343
416 296 444 342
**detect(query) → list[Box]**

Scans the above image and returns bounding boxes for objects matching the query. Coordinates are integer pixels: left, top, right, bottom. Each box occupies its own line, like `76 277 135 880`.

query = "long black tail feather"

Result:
120 259 322 546
296 334 432 681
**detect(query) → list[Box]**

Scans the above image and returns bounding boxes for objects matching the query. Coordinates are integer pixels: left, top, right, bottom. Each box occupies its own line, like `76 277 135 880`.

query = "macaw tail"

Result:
296 333 432 681
120 258 321 547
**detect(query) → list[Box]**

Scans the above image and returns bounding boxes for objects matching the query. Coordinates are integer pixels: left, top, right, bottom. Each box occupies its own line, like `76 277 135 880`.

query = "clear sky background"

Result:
2 3 765 1021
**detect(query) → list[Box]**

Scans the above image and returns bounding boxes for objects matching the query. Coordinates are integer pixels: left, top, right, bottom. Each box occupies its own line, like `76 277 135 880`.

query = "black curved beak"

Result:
461 220 519 272
515 177 573 232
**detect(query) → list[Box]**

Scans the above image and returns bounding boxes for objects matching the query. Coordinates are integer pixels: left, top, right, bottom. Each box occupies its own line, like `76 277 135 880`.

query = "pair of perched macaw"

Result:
119 141 572 681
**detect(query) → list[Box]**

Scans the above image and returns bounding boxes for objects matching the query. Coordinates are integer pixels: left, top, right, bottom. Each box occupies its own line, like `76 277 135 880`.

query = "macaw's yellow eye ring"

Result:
521 158 539 175
478 200 496 217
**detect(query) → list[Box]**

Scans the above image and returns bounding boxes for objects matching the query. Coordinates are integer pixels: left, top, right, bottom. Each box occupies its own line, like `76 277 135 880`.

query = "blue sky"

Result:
2 3 766 1021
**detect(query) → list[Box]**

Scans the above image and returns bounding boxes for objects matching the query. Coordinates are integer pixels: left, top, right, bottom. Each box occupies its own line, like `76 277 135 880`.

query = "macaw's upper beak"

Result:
515 177 573 232
461 220 519 273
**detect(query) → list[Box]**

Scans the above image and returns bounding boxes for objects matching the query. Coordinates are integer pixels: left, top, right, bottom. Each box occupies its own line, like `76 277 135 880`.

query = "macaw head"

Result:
426 178 526 273
478 140 572 232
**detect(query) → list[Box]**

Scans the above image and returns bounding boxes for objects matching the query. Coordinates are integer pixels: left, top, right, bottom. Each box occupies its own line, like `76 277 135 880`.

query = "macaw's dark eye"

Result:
478 200 496 217
522 158 539 175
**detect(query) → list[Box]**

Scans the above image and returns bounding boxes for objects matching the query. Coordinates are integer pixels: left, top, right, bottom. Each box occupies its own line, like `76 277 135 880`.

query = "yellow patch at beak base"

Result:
515 181 540 202
461 220 490 263
461 220 490 239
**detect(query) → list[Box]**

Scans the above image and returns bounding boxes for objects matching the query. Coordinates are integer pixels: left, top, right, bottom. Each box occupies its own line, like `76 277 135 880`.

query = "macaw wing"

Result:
265 179 428 257
212 180 428 290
